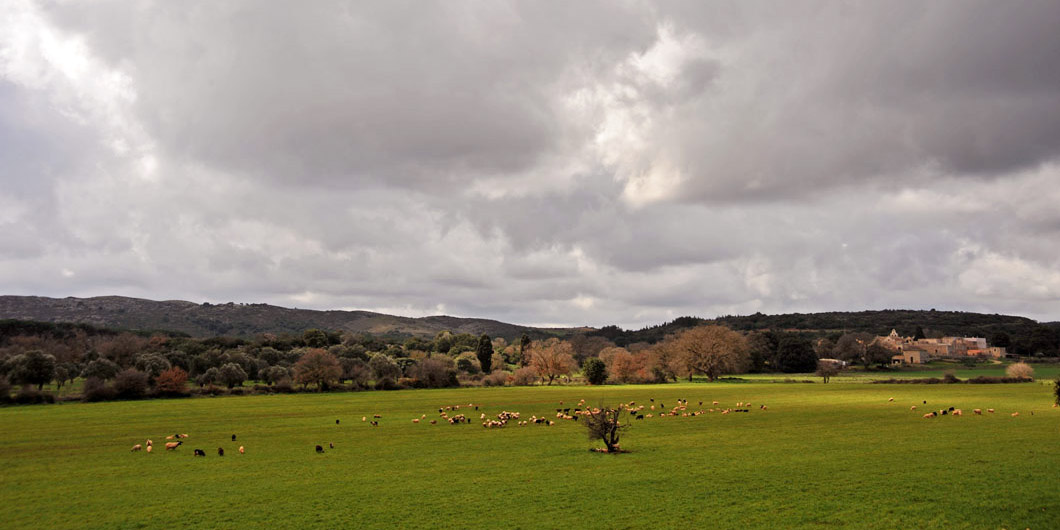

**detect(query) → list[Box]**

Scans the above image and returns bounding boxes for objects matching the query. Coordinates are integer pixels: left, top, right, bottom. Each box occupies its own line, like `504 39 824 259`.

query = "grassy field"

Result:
2 381 1058 529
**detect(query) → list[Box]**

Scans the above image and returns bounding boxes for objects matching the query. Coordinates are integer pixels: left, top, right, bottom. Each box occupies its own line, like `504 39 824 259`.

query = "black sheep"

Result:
218 447 224 456
316 445 325 453
194 449 206 457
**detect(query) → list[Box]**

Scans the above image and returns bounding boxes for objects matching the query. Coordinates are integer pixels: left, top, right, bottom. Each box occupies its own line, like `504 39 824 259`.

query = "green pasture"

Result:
1 382 1058 529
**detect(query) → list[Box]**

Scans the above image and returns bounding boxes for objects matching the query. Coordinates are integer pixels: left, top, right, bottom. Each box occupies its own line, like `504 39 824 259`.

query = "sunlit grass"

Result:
1 381 1058 528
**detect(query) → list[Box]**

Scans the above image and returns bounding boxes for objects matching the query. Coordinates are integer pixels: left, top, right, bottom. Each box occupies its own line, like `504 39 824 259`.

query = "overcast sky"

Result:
2 1 1059 328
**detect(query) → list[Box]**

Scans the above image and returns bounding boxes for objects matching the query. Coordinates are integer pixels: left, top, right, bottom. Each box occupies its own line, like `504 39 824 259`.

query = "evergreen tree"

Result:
476 334 494 373
519 334 532 366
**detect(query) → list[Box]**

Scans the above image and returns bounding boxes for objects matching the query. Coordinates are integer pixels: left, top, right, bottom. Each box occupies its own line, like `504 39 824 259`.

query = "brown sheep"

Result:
239 446 245 454
888 398 894 402
412 418 420 423
953 409 962 416
911 406 917 411
146 445 152 453
923 412 936 418
1011 412 1019 417
973 409 982 415
146 439 152 447
988 408 995 413
131 444 142 452
165 441 182 450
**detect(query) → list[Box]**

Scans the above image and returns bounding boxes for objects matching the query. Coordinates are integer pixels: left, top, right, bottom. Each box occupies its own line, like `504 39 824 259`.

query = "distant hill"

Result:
0 295 580 340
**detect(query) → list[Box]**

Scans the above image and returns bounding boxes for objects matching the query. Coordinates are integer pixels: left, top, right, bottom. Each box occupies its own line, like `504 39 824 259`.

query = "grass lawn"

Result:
1 381 1058 529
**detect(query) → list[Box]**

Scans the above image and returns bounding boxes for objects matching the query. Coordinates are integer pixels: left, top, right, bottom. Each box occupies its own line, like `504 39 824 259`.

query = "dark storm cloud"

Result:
1 1 1058 327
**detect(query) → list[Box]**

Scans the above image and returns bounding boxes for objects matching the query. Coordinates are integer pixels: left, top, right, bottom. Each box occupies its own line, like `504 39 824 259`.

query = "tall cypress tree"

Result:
519 333 532 366
476 334 494 374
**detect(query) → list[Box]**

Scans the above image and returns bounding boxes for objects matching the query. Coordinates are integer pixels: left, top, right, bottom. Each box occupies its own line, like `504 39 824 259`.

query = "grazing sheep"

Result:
362 416 367 422
373 414 382 419
412 418 420 423
146 439 152 447
239 446 245 454
194 449 206 457
430 420 437 425
131 444 142 452
923 412 936 418
911 406 917 411
166 435 175 440
329 442 334 449
316 445 324 453
231 434 236 441
888 398 894 402
973 409 982 415
146 445 152 453
218 447 224 457
953 409 962 416
336 419 340 424
370 421 379 426
1011 412 1019 417
165 441 183 450
988 409 995 413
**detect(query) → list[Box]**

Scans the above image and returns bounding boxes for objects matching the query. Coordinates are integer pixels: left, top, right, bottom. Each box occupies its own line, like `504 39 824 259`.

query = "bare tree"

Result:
667 326 749 381
585 406 625 453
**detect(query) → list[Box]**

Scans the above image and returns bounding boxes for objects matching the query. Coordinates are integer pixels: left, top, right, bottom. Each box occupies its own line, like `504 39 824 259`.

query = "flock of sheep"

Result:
885 396 1048 418
129 433 244 456
385 397 772 430
128 393 1049 456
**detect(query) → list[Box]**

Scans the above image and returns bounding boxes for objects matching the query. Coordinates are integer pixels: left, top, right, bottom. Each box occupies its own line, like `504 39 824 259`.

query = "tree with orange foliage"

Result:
528 339 576 385
667 325 749 382
294 348 342 390
154 367 189 394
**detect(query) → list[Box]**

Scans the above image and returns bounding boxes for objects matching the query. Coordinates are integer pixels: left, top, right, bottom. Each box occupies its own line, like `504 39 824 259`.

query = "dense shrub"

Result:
455 352 481 375
511 367 538 386
14 385 55 404
154 367 189 395
482 370 509 387
407 358 459 388
374 377 403 390
0 376 10 403
583 358 608 385
966 376 1031 384
82 377 116 402
1005 362 1034 380
113 369 149 399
